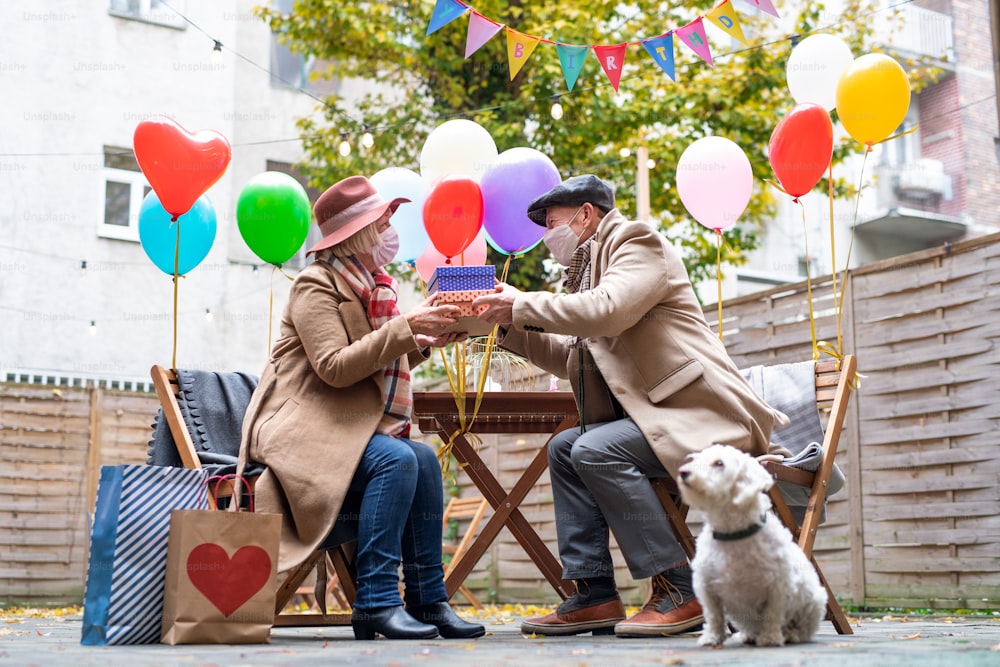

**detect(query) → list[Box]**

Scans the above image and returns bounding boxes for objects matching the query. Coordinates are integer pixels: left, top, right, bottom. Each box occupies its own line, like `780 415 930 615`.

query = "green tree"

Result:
260 0 877 292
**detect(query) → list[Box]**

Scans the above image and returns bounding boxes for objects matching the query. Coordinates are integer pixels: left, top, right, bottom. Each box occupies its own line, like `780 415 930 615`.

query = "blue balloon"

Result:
138 192 217 275
369 167 431 263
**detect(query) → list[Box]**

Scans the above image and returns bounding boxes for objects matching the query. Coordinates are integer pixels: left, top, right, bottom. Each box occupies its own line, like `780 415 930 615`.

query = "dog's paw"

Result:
755 631 786 647
698 632 728 647
733 631 754 645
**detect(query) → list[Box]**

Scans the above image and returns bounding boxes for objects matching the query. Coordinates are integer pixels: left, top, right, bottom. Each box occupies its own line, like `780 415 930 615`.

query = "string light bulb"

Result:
338 134 351 157
205 308 213 323
89 321 97 336
361 128 374 148
212 40 223 64
550 99 564 120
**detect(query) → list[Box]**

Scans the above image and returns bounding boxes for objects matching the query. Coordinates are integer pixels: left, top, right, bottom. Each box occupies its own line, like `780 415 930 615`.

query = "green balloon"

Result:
236 171 311 265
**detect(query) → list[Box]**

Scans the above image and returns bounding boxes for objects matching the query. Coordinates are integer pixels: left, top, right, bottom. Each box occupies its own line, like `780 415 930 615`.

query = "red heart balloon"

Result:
186 543 271 618
768 103 834 198
133 117 232 219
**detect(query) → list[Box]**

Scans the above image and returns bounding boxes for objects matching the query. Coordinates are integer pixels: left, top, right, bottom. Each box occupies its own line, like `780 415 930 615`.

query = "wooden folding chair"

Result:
651 355 857 635
149 364 355 627
442 496 490 609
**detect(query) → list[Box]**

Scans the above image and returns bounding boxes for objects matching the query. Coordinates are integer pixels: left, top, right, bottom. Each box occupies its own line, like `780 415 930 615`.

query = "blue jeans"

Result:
348 434 448 610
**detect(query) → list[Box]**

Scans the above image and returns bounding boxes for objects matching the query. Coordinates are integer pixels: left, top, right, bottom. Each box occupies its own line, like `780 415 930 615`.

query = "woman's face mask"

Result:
542 206 584 266
372 226 399 266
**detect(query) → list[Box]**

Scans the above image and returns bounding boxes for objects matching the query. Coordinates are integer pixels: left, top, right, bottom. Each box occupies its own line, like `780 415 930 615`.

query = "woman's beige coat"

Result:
501 209 787 477
237 259 428 572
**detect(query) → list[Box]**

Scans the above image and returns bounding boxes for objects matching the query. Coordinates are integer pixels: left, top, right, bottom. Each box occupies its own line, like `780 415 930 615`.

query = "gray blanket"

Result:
147 369 264 478
740 361 845 521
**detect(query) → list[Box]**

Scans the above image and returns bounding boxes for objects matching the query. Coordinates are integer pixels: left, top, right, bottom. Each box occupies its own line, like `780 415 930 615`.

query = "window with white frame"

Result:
99 146 150 242
108 0 186 30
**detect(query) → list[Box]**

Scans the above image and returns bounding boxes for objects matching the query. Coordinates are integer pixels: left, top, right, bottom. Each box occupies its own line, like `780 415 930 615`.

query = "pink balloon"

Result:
675 137 753 232
414 229 488 283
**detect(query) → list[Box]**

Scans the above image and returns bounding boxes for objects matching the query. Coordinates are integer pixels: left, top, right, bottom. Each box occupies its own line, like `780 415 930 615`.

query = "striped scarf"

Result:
328 255 411 436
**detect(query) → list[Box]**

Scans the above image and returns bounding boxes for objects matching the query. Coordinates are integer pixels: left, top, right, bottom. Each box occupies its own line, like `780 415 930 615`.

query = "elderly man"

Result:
473 174 786 637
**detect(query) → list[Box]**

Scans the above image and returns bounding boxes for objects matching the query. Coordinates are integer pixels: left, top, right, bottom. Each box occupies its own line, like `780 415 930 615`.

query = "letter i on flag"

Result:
706 0 749 45
427 0 469 35
641 33 676 81
506 29 540 80
676 17 713 66
556 44 590 92
592 43 628 92
465 11 504 58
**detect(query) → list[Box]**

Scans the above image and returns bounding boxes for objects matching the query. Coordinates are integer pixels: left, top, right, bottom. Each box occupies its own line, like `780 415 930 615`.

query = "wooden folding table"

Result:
412 391 579 601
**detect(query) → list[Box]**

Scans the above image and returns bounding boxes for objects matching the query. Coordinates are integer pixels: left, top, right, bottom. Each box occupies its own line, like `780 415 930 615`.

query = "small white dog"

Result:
678 444 827 647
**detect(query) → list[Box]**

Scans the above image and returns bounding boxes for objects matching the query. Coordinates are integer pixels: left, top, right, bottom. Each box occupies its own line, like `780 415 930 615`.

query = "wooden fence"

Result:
3 232 999 608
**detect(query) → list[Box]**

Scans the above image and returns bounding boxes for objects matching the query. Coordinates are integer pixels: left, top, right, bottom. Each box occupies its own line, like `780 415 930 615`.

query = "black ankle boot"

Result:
351 606 439 640
406 602 486 639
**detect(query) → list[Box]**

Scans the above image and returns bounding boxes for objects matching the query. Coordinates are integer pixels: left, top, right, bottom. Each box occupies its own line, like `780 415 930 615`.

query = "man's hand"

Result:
473 283 520 327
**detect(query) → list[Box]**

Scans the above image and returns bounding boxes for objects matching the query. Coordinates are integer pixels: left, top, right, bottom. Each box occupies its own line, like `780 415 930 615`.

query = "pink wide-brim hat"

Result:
307 175 409 254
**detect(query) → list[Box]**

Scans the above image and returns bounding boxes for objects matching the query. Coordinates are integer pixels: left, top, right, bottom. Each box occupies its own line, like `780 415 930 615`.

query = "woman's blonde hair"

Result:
329 221 383 258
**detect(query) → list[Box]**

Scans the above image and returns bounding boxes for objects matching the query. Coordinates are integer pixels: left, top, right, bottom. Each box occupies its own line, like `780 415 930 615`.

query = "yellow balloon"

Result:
835 53 911 146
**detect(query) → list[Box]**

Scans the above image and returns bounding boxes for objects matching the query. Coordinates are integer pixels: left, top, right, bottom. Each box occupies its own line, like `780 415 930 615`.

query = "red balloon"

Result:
422 175 484 259
768 103 834 198
133 116 232 219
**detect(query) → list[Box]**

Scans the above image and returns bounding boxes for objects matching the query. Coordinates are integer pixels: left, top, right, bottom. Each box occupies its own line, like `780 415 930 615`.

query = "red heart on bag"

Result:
133 116 232 219
186 543 271 617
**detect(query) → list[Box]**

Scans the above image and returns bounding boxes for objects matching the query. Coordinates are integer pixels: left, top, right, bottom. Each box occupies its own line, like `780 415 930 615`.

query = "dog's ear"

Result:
733 455 775 506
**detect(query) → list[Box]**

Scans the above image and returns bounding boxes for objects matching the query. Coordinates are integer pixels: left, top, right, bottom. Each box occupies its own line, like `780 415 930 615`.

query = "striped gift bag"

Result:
81 465 208 645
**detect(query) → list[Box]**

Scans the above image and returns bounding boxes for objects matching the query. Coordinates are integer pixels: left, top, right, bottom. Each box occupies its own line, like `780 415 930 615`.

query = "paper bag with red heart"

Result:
160 501 280 644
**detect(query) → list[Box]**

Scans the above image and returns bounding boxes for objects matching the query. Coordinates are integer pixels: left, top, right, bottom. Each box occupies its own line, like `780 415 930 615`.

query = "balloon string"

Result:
828 148 870 363
799 201 818 360
827 162 841 357
267 265 278 360
171 216 180 371
715 228 723 342
872 124 920 147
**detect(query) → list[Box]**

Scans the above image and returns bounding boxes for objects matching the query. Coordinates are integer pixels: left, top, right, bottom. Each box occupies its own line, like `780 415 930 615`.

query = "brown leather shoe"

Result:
521 597 626 636
615 572 704 637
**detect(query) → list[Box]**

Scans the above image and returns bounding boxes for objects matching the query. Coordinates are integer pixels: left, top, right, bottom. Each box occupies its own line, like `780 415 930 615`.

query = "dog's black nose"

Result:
679 469 690 480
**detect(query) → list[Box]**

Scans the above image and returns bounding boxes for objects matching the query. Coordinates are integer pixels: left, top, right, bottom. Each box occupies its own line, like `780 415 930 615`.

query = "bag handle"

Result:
206 474 254 513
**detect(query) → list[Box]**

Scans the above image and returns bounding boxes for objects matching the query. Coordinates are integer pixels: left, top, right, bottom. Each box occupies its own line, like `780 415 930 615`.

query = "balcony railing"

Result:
877 4 954 62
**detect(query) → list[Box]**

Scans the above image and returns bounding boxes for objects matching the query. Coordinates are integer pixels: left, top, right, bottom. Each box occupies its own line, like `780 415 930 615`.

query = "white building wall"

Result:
1 1 328 382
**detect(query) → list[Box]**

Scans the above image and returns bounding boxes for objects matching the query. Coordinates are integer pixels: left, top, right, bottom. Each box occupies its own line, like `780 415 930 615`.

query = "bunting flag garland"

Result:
743 0 781 19
557 44 590 91
707 0 749 45
592 43 629 92
506 29 542 79
641 33 676 81
426 0 784 91
676 18 714 67
427 0 469 35
465 12 504 58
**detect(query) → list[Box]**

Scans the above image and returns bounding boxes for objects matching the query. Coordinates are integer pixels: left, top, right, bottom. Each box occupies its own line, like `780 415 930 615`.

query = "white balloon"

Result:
786 34 854 111
419 119 498 184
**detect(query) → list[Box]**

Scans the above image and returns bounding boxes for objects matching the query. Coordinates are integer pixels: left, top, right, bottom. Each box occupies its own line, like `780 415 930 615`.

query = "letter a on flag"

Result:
556 44 590 92
427 0 469 36
506 29 540 80
676 18 713 66
641 33 675 81
707 0 748 45
592 43 628 92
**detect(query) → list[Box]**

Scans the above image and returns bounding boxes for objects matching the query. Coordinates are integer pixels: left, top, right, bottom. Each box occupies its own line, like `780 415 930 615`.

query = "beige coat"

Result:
236 259 428 572
501 209 787 478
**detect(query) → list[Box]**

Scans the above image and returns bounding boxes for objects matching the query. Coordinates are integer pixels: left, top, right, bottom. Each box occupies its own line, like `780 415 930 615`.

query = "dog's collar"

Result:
712 512 767 542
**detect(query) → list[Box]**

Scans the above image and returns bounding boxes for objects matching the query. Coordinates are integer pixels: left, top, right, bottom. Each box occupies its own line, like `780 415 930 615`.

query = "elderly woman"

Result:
237 176 484 640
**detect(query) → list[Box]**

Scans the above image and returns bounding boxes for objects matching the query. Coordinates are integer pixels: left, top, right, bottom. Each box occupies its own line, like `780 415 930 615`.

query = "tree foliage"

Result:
259 0 878 291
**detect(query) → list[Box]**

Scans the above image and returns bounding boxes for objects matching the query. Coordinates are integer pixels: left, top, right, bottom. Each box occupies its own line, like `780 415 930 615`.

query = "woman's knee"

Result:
407 439 441 475
369 436 419 474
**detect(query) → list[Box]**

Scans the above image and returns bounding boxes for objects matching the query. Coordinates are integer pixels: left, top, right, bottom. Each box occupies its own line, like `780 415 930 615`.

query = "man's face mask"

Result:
542 206 584 266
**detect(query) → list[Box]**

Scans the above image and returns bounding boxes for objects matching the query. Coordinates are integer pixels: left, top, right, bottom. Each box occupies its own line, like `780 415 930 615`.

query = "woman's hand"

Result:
404 298 462 336
415 331 468 348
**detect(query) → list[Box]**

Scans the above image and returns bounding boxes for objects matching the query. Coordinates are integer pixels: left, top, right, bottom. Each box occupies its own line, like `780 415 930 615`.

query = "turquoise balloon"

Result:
236 171 311 265
138 192 216 275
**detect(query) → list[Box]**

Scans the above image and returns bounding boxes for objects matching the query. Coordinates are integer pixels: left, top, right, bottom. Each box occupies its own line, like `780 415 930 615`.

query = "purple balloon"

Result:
480 147 562 254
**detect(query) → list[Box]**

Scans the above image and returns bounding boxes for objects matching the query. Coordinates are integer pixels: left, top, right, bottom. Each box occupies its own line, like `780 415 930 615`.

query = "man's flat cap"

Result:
526 174 616 226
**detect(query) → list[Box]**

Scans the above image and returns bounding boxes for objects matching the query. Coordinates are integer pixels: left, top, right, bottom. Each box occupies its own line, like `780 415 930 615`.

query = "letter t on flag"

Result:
641 33 675 81
427 0 470 36
592 43 628 93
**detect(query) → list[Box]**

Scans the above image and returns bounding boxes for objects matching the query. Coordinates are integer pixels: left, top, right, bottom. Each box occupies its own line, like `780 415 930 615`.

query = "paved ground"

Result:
2 609 998 667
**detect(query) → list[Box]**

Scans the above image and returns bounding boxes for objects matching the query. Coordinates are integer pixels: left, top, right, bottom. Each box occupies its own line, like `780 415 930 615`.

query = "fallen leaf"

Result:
900 632 921 640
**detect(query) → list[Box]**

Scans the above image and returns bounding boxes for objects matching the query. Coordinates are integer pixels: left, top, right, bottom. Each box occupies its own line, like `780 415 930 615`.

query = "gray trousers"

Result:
548 418 687 581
